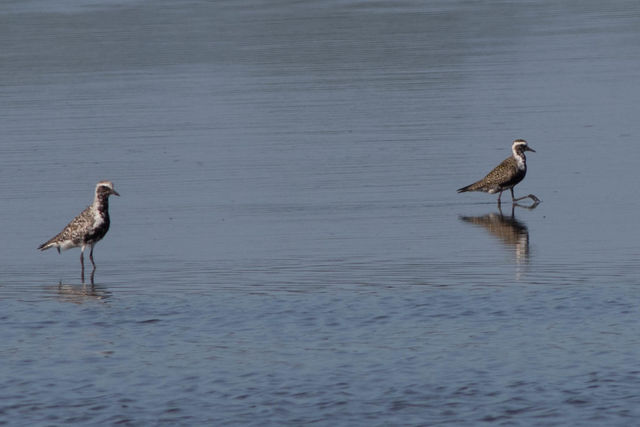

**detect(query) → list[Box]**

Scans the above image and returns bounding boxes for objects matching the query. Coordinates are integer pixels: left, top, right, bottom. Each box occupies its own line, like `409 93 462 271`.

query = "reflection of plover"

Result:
39 181 119 281
457 139 540 204
460 207 530 264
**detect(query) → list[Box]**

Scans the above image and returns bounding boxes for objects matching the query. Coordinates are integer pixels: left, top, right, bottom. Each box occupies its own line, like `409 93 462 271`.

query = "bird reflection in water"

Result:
50 281 111 304
460 201 539 266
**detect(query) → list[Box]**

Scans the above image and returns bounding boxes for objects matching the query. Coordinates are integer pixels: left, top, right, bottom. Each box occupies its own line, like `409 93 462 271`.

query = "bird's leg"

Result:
497 190 503 205
80 249 85 283
511 187 541 204
89 245 96 269
89 245 97 282
513 194 541 203
514 200 541 210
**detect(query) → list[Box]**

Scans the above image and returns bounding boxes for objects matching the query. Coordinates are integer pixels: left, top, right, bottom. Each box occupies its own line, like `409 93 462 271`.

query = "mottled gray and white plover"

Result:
39 180 119 282
457 139 540 204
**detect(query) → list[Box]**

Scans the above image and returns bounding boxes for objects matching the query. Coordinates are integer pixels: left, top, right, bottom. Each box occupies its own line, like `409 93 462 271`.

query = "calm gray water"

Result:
2 0 640 425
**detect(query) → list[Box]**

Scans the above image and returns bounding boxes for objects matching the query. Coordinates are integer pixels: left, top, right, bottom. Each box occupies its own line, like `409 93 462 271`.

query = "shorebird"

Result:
457 139 540 204
39 180 119 282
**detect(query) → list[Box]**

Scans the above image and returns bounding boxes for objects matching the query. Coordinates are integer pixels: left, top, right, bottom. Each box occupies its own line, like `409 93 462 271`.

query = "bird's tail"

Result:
38 239 58 252
457 181 481 193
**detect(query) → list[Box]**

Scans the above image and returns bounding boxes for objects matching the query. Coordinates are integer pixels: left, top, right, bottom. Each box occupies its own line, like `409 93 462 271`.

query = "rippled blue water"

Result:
2 0 640 425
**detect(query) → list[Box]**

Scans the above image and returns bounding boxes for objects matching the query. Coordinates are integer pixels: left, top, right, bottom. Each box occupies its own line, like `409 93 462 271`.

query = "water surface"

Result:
2 0 640 425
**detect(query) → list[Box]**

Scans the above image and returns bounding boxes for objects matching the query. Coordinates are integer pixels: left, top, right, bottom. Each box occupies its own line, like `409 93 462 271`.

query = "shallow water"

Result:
2 0 640 425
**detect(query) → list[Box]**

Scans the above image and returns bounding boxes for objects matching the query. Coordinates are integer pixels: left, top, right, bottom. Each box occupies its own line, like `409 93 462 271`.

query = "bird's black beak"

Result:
112 190 120 197
526 146 536 153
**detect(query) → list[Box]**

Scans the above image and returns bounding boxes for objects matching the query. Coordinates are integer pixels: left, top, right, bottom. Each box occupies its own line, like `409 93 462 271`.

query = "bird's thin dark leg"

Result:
511 187 541 206
89 245 97 283
497 190 503 205
513 194 541 203
80 250 85 283
89 245 96 269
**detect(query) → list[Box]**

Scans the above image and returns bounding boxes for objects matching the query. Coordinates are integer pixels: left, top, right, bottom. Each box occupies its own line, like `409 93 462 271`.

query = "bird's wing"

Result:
482 157 520 187
39 206 93 249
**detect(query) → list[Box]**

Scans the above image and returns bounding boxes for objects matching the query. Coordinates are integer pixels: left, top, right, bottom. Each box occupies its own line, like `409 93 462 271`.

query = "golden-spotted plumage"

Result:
39 180 119 282
458 139 539 204
39 205 104 252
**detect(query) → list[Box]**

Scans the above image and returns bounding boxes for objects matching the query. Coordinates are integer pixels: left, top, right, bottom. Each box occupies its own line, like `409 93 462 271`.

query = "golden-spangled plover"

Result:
457 139 540 204
39 180 119 282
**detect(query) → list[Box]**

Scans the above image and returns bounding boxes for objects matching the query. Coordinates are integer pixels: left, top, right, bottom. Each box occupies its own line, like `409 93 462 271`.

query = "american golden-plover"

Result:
457 139 539 204
39 180 119 282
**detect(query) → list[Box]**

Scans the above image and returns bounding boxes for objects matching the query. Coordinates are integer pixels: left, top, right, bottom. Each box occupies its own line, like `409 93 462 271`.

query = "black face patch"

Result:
513 144 528 154
97 185 113 197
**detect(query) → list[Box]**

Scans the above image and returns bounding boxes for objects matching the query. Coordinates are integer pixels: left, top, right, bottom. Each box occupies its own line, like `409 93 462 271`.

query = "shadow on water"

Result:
459 201 540 266
45 281 112 304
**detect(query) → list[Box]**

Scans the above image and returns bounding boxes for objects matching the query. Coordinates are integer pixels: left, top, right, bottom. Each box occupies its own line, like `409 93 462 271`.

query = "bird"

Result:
457 139 540 204
39 180 120 282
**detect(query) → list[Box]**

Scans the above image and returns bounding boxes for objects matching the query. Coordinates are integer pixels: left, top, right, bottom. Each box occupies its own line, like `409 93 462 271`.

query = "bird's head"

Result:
96 180 120 198
512 139 535 156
